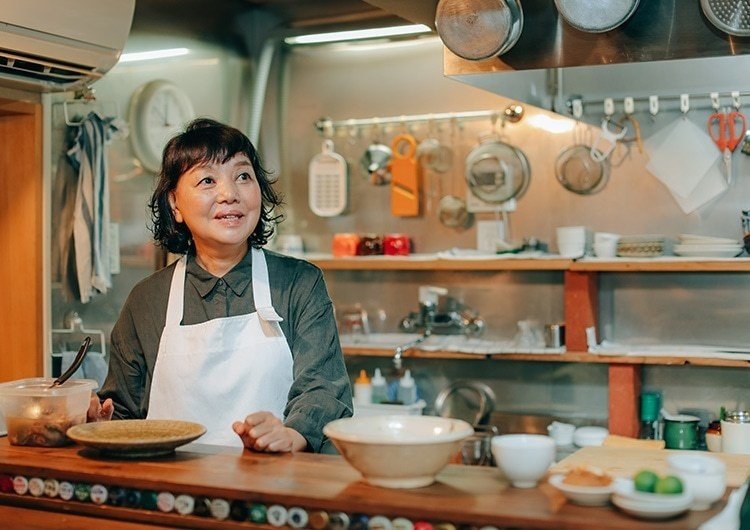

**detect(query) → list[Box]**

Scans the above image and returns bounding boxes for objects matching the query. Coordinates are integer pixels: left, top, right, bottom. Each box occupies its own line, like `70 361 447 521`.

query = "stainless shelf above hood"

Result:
369 0 750 70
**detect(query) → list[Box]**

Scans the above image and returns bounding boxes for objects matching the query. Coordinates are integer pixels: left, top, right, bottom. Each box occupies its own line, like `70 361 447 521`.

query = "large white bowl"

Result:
491 434 556 488
667 454 726 511
323 415 473 489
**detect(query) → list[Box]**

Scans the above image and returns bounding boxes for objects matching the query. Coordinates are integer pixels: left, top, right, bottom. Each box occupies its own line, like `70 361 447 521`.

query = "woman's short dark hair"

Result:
149 118 283 254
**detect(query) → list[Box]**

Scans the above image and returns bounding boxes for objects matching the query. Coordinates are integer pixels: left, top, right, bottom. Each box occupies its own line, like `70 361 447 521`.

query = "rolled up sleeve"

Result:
283 268 353 453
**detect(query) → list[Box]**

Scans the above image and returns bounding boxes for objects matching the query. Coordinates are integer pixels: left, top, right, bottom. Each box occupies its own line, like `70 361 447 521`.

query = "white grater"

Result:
308 139 347 217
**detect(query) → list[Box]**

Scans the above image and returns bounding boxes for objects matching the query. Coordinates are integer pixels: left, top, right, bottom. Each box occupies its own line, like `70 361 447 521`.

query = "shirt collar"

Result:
186 250 253 298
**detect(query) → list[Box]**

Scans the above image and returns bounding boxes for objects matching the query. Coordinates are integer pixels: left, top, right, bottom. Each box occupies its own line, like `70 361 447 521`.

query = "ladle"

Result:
49 336 91 389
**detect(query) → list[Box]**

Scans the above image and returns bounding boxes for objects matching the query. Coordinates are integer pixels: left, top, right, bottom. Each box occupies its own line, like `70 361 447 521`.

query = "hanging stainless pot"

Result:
435 0 524 61
554 0 640 33
701 0 750 37
465 133 530 203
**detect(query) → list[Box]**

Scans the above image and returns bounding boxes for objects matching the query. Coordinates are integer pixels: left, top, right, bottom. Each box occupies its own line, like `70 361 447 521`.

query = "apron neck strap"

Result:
165 249 282 326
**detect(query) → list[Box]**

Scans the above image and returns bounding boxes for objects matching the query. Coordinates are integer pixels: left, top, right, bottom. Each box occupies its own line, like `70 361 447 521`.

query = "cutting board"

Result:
551 446 750 488
390 133 420 217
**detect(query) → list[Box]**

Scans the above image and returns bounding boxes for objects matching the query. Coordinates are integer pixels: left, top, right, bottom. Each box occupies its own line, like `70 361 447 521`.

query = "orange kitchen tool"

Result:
389 133 420 217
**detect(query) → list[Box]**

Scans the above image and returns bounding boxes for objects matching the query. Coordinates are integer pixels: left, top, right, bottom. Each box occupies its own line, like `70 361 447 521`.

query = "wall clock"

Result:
128 80 195 173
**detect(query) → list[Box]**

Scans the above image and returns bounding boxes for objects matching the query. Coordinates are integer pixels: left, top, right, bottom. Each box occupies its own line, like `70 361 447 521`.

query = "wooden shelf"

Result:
342 347 750 367
309 255 571 271
572 258 750 272
309 255 750 272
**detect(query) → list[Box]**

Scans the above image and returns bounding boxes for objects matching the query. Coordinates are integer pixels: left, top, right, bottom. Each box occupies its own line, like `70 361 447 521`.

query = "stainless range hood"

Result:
367 0 750 70
365 0 750 114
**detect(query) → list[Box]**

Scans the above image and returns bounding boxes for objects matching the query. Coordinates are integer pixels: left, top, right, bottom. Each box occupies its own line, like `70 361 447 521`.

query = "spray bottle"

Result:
397 369 417 406
353 369 371 406
371 368 388 404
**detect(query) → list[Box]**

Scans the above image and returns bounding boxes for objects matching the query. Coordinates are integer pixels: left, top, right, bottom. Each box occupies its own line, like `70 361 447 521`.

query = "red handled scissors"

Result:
707 109 747 185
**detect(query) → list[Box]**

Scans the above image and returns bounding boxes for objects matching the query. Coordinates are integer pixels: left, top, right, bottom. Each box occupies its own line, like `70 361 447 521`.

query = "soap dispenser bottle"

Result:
371 368 388 404
353 369 372 406
397 369 417 406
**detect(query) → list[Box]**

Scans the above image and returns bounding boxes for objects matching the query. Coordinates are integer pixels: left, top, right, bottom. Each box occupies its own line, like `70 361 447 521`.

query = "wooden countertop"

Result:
0 439 729 529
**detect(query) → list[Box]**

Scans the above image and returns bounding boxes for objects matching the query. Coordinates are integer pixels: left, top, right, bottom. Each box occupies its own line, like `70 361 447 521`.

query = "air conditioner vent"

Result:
0 49 100 87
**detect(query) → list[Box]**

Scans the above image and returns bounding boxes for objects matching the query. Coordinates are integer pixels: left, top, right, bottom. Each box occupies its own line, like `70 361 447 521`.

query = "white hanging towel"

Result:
67 111 126 303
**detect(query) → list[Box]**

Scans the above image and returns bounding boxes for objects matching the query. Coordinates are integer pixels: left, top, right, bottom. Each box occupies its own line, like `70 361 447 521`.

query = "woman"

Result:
88 118 352 453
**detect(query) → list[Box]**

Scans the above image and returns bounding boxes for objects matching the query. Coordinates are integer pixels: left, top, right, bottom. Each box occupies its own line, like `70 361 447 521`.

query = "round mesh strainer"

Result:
465 139 530 203
435 0 523 60
555 0 639 33
701 0 750 36
555 144 609 195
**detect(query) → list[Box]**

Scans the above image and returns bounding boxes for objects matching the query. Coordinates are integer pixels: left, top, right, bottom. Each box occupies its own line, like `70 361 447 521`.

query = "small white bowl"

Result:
323 415 473 489
573 426 609 447
548 474 613 506
705 431 722 453
667 454 726 511
491 434 555 488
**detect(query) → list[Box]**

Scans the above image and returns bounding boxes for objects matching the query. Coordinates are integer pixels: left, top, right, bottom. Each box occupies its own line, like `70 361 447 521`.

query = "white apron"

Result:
147 247 294 446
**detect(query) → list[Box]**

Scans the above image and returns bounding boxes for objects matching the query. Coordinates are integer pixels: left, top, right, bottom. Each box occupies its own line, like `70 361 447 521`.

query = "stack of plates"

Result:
673 234 743 258
611 479 693 520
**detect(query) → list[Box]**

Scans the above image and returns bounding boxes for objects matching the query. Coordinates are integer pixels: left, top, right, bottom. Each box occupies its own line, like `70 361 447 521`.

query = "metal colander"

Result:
701 0 750 36
555 0 639 33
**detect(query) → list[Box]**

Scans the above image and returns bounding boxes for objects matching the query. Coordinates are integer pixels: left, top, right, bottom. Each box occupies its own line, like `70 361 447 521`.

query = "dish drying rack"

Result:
50 312 106 357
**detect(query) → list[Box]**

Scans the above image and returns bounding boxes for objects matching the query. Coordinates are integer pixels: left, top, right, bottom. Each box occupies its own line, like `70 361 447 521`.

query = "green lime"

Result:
655 475 683 495
634 470 659 493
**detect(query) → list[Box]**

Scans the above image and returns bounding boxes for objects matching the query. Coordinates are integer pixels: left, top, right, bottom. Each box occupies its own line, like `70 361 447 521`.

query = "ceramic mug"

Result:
383 234 410 256
332 233 360 257
357 234 383 256
664 415 700 450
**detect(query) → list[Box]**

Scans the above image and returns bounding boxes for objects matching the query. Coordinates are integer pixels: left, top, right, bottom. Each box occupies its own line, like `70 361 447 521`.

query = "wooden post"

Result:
563 270 598 352
609 364 642 437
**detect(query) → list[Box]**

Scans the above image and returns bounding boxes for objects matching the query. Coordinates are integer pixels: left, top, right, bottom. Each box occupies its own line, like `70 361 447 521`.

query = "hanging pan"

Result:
554 0 640 33
701 0 750 36
435 0 524 61
465 133 530 203
555 144 610 195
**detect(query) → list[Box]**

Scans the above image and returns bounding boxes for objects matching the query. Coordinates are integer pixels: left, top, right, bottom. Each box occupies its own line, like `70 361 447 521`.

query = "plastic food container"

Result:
0 378 97 446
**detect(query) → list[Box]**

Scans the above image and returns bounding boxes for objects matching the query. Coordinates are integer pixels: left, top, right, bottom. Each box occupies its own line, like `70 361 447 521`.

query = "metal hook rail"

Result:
314 105 524 135
566 90 750 118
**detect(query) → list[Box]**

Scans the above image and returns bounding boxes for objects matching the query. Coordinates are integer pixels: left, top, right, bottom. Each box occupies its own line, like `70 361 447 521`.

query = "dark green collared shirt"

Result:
98 248 353 453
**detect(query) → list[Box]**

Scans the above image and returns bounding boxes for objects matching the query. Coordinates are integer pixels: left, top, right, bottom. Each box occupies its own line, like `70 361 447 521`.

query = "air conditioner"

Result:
0 0 135 92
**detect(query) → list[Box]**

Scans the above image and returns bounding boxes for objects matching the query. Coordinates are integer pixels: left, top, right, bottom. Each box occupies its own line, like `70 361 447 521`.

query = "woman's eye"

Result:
237 172 254 181
199 177 214 185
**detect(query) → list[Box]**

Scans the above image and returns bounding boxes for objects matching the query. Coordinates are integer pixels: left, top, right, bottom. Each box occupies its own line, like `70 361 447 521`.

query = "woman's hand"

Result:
87 393 114 422
232 411 307 453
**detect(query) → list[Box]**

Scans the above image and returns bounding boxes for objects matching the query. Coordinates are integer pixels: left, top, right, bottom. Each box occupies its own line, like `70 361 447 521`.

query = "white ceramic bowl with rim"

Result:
323 415 473 489
491 434 556 488
548 473 614 506
666 453 726 511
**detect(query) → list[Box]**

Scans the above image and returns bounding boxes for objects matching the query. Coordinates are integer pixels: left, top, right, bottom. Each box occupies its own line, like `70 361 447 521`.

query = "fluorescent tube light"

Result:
284 24 431 45
119 48 190 63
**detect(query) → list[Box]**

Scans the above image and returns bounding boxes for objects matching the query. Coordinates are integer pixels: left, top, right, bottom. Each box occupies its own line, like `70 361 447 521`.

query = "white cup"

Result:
594 241 618 258
556 226 590 258
276 234 304 256
546 421 575 446
720 420 750 454
594 232 619 244
491 434 556 488
667 454 726 511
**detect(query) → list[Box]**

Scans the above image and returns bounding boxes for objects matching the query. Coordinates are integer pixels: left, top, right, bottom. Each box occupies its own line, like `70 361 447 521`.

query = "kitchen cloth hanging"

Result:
66 111 127 303
644 120 727 214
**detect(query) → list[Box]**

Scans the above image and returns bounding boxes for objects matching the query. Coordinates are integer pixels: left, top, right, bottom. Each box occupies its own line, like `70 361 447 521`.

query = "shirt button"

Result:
217 279 224 285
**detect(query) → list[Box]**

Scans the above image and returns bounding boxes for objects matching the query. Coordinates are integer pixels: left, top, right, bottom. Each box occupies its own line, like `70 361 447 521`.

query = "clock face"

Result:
129 80 195 173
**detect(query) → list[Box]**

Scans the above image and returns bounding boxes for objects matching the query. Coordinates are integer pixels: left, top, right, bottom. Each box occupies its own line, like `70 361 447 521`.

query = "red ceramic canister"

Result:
383 233 411 256
332 233 360 257
356 234 383 256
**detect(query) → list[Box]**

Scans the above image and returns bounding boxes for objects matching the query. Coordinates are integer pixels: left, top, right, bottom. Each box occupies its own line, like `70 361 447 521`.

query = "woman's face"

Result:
168 153 261 255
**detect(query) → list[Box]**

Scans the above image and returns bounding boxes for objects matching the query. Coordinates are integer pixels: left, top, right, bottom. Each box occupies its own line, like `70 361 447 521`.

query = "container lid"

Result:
0 377 98 397
725 410 750 423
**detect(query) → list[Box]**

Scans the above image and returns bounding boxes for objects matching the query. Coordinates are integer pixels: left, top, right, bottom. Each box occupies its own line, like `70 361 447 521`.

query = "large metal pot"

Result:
554 0 640 33
435 0 524 60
